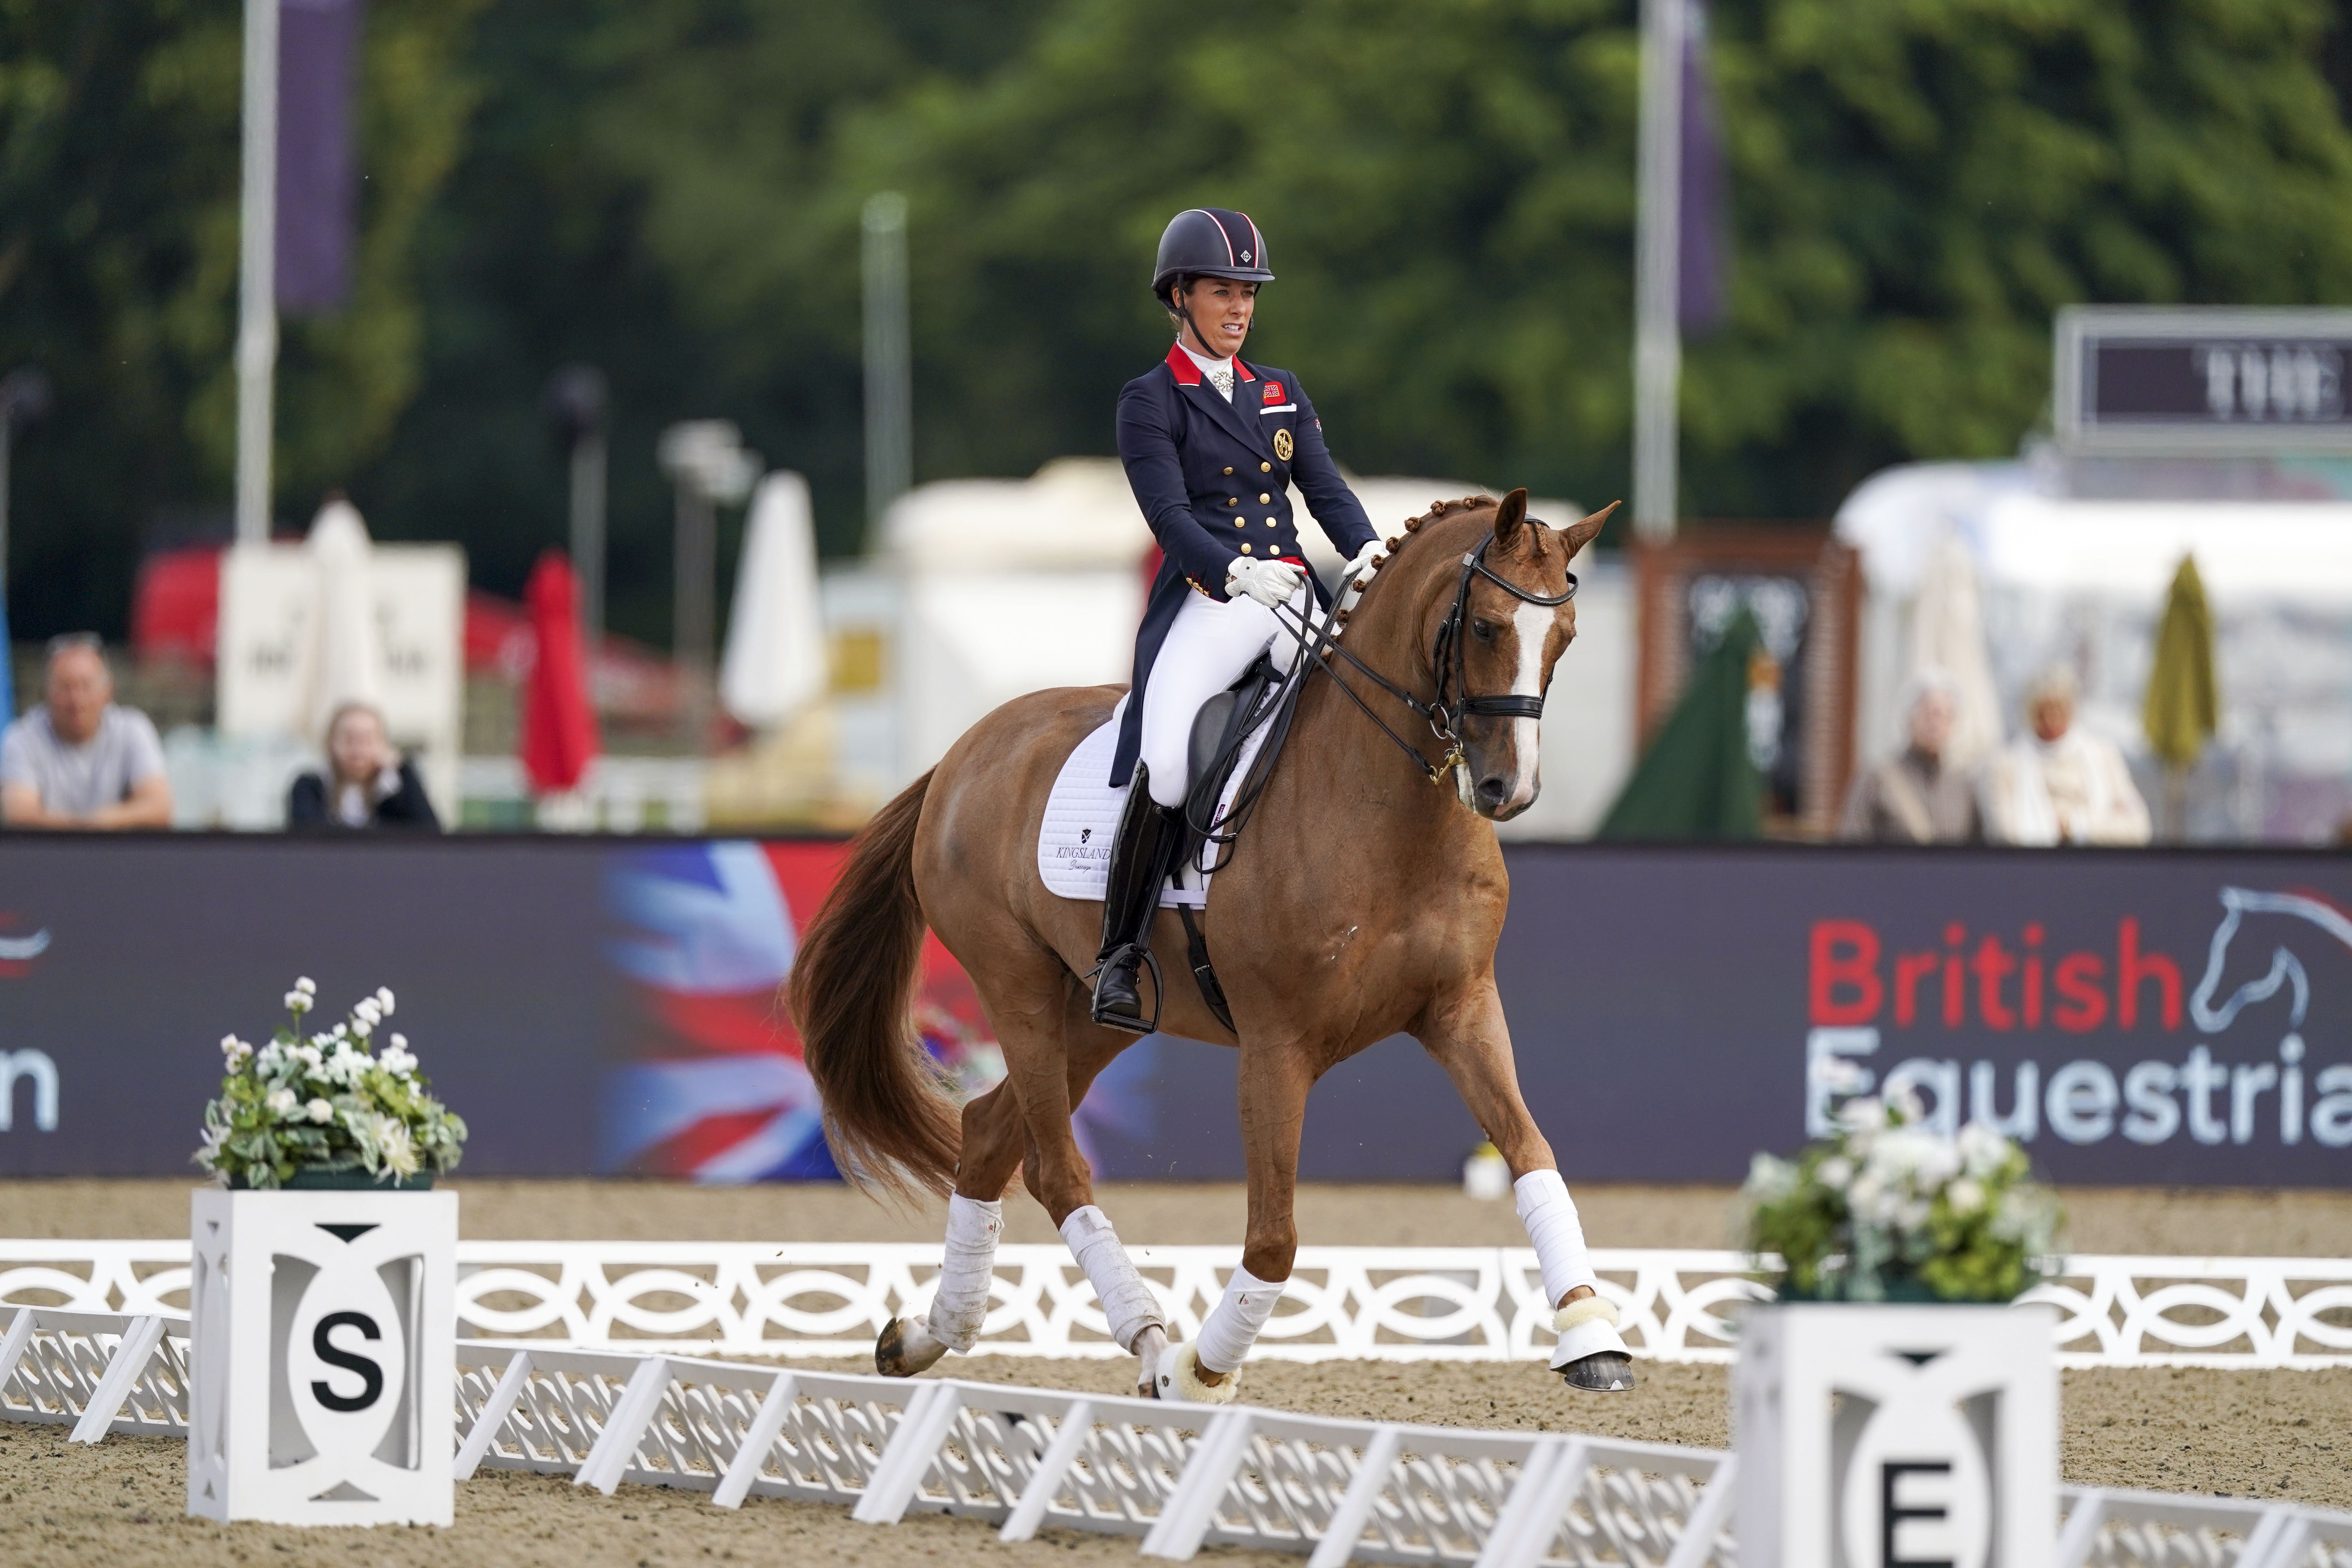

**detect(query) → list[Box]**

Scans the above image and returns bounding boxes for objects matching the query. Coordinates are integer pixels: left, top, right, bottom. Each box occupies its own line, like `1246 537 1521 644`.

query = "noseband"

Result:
1277 530 1576 785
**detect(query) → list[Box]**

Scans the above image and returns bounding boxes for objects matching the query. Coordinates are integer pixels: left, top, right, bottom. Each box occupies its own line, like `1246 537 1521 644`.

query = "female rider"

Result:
1093 209 1383 1032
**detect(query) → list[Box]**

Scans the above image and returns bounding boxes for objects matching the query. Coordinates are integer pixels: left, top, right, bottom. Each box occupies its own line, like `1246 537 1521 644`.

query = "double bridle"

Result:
1272 529 1577 786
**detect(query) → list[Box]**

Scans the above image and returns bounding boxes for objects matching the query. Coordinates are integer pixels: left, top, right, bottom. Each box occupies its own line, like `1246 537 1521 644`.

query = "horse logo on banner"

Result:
2189 885 2352 1033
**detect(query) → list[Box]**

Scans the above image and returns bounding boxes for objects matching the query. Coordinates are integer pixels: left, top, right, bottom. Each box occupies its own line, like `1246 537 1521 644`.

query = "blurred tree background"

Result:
5 0 2352 644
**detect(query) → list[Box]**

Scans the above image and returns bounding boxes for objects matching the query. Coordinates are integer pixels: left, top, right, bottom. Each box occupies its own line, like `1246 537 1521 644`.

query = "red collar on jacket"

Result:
1163 342 1258 387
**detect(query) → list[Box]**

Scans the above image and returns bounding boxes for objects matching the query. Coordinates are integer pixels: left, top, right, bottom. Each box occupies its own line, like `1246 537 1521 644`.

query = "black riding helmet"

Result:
1150 208 1274 299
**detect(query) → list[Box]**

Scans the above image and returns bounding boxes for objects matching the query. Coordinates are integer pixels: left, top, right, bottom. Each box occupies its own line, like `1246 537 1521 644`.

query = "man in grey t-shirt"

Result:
1 635 173 829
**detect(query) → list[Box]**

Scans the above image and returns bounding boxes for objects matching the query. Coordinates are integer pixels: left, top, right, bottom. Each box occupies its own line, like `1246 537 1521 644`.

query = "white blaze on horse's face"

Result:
1504 602 1553 813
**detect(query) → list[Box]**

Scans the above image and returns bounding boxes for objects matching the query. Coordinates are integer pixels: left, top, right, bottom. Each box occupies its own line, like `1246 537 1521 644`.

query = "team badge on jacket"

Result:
1273 428 1294 460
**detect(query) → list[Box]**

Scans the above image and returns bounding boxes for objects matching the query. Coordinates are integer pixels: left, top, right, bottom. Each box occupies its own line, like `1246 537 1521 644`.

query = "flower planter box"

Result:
1735 1299 2055 1568
186 1186 457 1526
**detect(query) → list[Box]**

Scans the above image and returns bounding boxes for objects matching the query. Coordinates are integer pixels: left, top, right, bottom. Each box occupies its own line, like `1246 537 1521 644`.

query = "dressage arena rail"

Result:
3 1307 2350 1566
5 1242 2352 1370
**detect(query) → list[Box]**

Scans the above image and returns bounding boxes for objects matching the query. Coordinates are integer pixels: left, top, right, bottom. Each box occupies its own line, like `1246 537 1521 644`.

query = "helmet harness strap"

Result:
1172 279 1238 364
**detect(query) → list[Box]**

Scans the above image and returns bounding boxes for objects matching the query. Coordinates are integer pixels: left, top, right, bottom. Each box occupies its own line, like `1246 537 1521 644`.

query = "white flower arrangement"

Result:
1740 1070 2061 1303
195 980 466 1190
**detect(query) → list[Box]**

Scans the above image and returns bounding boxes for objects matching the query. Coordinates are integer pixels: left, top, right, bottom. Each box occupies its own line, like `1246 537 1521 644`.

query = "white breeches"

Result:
1137 581 1311 807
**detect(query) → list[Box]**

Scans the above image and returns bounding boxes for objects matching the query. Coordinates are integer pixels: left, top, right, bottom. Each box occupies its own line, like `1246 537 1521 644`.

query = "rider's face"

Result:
1175 278 1256 358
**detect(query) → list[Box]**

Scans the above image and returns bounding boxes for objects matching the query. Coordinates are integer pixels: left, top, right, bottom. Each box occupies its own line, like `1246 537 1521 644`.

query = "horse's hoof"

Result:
875 1316 949 1377
1559 1350 1636 1392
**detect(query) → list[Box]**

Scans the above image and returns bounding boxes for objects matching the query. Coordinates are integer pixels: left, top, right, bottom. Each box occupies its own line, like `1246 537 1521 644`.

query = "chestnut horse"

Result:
789 488 1628 1399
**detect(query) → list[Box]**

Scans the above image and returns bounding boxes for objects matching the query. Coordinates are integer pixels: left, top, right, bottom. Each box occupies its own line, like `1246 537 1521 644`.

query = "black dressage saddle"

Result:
1167 653 1299 1032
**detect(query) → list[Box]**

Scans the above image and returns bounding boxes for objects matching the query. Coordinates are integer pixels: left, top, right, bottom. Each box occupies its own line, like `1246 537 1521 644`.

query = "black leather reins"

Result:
1270 532 1577 788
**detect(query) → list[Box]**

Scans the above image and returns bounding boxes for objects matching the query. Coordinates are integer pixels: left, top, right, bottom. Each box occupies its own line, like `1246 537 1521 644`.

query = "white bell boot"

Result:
1154 1338 1240 1405
1548 1293 1635 1389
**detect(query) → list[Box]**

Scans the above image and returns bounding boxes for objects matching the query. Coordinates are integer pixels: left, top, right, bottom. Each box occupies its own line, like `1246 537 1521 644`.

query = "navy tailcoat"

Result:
1111 344 1377 785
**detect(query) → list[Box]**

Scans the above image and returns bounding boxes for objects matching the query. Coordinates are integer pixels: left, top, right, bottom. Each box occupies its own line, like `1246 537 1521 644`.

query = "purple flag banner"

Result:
1677 0 1729 333
276 0 364 316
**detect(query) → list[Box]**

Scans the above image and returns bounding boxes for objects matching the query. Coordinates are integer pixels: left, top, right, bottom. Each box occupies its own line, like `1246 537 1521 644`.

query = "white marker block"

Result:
187 1187 457 1526
1736 1301 2055 1568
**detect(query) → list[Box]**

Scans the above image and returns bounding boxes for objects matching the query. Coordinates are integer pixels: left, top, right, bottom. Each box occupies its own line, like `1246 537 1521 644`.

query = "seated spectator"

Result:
289 702 440 830
1838 670 1982 843
0 634 173 829
1981 666 2151 845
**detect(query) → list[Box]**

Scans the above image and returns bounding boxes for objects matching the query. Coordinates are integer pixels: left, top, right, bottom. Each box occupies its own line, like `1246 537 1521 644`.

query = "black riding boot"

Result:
1093 763 1186 1034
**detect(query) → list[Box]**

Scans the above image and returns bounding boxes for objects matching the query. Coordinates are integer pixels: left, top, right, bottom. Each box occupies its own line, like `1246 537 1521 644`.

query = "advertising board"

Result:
0 838 2345 1187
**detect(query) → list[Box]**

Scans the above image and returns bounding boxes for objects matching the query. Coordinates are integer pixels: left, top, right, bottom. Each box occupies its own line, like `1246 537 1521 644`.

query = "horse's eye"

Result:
1471 619 1495 642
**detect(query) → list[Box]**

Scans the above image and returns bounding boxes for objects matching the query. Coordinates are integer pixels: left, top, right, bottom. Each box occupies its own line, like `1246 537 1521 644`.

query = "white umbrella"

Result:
720 471 826 729
302 497 385 742
1908 528 2002 769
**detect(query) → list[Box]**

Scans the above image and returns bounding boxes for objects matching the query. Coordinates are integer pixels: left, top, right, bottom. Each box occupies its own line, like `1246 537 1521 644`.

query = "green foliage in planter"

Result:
1742 1090 2060 1304
195 978 468 1191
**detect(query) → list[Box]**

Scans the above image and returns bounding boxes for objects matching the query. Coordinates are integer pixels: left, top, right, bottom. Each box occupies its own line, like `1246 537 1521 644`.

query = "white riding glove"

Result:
1226 555 1305 610
1343 537 1385 586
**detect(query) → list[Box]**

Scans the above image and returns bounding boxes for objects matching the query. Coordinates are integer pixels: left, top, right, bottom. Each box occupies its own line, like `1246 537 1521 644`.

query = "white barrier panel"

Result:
7 1241 2352 1370
185 1190 458 1526
5 1308 2351 1565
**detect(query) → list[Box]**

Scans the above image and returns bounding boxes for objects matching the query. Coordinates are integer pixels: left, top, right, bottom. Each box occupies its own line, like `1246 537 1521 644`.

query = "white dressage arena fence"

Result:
5 1242 2351 1369
3 1305 2349 1566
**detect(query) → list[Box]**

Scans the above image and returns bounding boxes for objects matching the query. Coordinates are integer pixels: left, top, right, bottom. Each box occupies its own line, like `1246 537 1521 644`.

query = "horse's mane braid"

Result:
1389 494 1496 552
1333 495 1499 631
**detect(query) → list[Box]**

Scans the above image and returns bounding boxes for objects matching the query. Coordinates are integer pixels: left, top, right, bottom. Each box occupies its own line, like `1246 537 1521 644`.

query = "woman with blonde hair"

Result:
287 701 439 830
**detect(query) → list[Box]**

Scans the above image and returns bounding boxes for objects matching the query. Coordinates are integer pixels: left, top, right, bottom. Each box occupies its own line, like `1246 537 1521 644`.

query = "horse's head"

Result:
1393 488 1615 819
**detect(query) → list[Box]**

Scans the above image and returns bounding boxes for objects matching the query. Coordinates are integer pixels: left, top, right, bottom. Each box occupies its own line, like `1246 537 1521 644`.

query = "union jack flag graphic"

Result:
597 840 999 1182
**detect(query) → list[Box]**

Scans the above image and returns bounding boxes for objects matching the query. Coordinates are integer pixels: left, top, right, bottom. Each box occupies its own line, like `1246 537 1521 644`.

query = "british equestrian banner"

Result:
0 837 2345 1185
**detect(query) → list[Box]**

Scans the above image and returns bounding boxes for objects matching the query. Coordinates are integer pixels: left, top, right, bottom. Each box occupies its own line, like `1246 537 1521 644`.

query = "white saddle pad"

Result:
1037 695 1271 908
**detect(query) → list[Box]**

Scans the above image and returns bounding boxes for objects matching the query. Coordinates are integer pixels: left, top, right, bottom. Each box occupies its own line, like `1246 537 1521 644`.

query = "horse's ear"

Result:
1559 500 1620 563
1494 488 1528 546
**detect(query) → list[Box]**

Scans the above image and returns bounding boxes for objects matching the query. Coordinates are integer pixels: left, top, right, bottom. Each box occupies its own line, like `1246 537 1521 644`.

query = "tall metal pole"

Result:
235 0 279 545
1633 0 1686 543
0 423 11 618
862 191 912 535
544 365 610 653
674 483 713 743
0 370 49 626
571 425 607 653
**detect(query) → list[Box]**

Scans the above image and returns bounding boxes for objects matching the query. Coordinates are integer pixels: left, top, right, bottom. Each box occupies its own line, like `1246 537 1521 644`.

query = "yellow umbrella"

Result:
2143 554 2217 771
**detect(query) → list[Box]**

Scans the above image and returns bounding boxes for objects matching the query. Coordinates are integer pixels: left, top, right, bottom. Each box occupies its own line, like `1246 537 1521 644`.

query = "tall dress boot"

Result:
1093 762 1185 1034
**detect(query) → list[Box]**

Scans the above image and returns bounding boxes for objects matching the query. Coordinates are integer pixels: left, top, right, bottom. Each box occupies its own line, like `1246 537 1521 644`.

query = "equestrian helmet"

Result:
1151 209 1274 298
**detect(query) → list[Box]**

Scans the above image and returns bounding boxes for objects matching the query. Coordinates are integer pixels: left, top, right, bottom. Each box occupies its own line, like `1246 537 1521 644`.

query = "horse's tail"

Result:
789 770 962 1199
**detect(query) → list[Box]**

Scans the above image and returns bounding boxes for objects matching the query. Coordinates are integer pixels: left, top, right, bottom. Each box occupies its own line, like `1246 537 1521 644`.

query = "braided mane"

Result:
1335 494 1497 625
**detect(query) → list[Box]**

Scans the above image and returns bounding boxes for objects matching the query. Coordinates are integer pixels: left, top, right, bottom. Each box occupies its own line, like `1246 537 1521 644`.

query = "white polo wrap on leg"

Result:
1059 1205 1164 1354
1193 1264 1285 1376
924 1194 1003 1354
1515 1169 1597 1306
